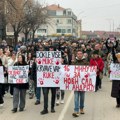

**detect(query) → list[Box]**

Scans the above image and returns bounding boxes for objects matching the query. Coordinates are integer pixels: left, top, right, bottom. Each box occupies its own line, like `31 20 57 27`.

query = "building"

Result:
6 4 82 41
35 4 81 38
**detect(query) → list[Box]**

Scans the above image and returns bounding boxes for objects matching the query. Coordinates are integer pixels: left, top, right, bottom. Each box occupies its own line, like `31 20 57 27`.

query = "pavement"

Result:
0 76 120 120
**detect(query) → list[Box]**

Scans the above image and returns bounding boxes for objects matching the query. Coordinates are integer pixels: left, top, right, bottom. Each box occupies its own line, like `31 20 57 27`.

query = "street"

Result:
0 76 120 120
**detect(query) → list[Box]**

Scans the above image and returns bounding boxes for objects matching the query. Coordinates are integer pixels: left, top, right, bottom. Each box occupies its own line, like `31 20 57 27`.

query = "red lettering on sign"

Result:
43 72 54 78
16 79 24 83
8 70 21 75
65 84 69 90
64 65 70 71
72 84 83 91
74 72 80 78
42 58 54 64
64 77 78 84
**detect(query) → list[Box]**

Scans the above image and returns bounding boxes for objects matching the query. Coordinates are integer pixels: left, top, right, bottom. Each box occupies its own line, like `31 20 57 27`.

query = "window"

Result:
73 29 75 33
57 29 61 33
67 29 71 33
67 19 72 24
68 11 71 16
56 19 59 23
62 29 66 33
63 10 66 15
37 29 46 33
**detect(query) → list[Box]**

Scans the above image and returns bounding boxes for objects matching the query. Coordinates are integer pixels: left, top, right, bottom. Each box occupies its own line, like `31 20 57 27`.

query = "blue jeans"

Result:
36 87 41 101
74 91 85 112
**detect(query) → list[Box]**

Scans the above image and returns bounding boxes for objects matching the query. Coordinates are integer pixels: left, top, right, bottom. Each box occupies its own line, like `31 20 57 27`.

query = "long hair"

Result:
18 54 26 64
0 58 2 66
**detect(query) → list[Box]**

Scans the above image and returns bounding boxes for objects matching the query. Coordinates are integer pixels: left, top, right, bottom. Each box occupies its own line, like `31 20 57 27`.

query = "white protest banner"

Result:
36 51 61 87
60 65 97 92
0 66 5 83
110 63 120 80
8 65 29 84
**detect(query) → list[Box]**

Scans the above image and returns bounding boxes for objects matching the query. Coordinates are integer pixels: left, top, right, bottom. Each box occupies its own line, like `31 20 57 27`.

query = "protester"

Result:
90 50 104 91
41 46 57 114
72 50 89 117
111 52 120 107
56 55 67 105
0 59 7 107
27 52 34 99
11 55 28 113
8 52 17 97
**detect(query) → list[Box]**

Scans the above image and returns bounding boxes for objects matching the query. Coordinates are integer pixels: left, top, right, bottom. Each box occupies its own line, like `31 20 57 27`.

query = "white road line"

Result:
58 91 74 120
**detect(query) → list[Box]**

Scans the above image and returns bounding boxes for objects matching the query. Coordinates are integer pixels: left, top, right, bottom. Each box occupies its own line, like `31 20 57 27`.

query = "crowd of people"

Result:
0 37 120 117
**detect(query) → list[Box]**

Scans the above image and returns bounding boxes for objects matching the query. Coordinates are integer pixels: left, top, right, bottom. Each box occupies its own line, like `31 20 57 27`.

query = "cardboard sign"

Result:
110 63 120 80
60 65 97 92
0 66 5 83
36 51 61 87
8 65 29 84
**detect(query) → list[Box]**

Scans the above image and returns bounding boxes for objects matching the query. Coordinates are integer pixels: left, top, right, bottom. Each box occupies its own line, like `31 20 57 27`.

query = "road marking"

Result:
58 91 74 120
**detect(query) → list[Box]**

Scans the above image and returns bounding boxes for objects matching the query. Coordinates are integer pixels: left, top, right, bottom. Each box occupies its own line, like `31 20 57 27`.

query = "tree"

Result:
6 0 50 44
6 0 30 44
22 1 50 41
0 0 6 40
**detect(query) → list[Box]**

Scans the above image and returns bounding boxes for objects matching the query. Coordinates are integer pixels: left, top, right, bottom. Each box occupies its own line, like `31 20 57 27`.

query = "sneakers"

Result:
56 100 64 105
60 100 64 104
0 104 3 107
10 95 13 98
72 112 79 117
41 109 48 115
56 100 60 106
35 100 40 105
80 109 85 114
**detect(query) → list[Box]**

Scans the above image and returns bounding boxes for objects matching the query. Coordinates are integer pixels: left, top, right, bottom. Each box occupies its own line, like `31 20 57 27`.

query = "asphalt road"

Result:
0 76 120 120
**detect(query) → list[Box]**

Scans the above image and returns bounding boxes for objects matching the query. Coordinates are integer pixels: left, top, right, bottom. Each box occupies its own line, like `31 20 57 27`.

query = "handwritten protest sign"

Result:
8 65 29 84
60 65 97 92
0 66 5 83
36 51 61 87
110 63 120 80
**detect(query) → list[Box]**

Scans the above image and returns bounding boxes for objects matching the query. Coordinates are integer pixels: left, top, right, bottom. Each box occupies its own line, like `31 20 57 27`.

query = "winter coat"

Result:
73 57 89 66
30 61 37 83
111 58 120 98
90 57 104 75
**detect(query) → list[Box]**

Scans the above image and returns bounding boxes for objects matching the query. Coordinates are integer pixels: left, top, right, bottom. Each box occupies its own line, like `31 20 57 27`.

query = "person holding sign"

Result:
41 46 57 115
72 50 89 117
0 59 7 107
111 52 120 107
11 55 28 113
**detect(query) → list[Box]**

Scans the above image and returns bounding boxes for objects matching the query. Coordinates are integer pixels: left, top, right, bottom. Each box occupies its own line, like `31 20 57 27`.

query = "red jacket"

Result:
90 57 104 75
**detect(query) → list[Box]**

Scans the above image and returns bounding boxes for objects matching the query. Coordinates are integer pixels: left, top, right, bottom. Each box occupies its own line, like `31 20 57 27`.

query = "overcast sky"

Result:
39 0 120 31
